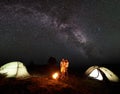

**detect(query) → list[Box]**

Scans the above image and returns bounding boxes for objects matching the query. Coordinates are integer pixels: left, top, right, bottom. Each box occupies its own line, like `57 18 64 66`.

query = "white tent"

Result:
85 66 119 82
0 61 30 78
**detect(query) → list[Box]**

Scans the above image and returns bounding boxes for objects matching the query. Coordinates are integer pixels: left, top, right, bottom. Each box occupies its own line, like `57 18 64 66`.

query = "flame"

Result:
52 72 59 79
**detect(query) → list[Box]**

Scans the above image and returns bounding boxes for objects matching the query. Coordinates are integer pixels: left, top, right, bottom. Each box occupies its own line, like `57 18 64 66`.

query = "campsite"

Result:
0 0 120 94
0 61 120 94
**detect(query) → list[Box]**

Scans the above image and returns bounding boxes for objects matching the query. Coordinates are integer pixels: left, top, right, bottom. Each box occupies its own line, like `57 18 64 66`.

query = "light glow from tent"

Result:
86 66 119 82
89 69 103 81
0 62 18 77
52 72 59 80
100 67 119 82
0 61 30 78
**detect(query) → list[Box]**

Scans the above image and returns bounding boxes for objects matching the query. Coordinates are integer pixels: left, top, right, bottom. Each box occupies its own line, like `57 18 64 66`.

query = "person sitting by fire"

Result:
60 58 69 79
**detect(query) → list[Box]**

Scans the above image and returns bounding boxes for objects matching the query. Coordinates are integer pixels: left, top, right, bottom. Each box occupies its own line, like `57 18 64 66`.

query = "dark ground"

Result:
0 63 120 94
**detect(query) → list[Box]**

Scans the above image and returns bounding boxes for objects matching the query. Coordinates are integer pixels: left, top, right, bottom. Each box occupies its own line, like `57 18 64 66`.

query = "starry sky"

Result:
0 0 120 65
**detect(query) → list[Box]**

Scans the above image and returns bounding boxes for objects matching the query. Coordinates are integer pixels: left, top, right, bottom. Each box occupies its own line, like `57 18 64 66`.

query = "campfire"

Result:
52 72 59 80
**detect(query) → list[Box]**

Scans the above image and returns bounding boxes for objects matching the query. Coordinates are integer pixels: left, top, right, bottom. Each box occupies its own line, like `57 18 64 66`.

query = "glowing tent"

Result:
0 61 30 78
85 66 119 82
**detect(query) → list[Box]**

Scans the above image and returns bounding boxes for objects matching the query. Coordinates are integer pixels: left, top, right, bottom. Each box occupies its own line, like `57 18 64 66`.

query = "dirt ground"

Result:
0 72 119 94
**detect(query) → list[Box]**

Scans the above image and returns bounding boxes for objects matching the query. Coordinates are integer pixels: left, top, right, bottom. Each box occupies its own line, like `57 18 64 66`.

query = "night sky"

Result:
0 0 120 65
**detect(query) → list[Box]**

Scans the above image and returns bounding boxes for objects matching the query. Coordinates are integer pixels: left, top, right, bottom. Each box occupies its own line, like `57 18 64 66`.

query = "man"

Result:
64 59 69 76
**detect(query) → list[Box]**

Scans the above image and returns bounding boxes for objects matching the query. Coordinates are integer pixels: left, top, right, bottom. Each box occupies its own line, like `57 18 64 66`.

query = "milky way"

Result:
0 0 120 65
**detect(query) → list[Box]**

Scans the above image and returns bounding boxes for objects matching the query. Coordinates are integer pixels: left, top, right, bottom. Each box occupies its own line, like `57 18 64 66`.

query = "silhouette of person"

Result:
64 59 69 76
48 56 58 73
